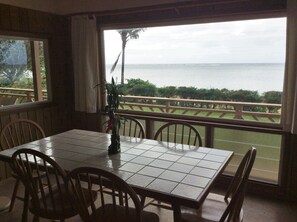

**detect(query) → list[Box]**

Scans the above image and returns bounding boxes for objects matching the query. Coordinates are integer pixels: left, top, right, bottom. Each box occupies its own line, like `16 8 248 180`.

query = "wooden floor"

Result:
0 177 297 222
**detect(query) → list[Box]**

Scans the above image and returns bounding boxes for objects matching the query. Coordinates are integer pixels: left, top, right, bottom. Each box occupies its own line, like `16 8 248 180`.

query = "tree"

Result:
229 90 262 111
110 29 145 84
263 91 282 113
0 40 29 86
229 90 261 103
263 91 282 104
177 86 197 99
158 86 177 98
0 39 14 63
125 78 157 97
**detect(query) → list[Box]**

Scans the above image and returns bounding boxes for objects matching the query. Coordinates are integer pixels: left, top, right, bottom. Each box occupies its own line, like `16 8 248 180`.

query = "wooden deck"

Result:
0 177 296 222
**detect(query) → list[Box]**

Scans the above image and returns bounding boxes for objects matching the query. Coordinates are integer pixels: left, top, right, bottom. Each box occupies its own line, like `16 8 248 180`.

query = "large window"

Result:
0 36 50 107
103 17 286 184
103 18 286 125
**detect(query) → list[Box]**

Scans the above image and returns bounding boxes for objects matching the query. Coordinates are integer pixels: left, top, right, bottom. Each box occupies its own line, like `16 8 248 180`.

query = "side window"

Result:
0 36 50 107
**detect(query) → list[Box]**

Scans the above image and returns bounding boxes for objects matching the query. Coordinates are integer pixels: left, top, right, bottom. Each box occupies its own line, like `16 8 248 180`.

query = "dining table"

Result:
0 129 233 222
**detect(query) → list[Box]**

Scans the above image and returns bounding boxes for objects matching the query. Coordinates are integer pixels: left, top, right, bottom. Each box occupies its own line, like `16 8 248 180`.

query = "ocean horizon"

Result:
106 63 285 93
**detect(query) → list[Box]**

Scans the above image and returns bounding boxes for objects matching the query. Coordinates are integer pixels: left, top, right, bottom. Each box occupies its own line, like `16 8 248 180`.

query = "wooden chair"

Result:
0 119 45 212
106 116 145 138
68 167 159 222
10 148 83 222
180 147 257 222
154 121 202 146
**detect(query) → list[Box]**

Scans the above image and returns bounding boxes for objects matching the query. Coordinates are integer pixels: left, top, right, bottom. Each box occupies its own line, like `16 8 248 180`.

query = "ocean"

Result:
105 63 285 93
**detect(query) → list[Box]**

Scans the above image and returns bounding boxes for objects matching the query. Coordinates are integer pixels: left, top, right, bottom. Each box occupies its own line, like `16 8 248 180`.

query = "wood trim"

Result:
205 125 214 147
118 110 283 133
0 31 51 40
67 0 286 17
0 101 55 115
97 26 106 111
95 0 286 27
280 133 297 200
122 96 282 107
71 0 246 16
31 41 43 101
145 118 154 139
43 39 52 101
215 174 286 200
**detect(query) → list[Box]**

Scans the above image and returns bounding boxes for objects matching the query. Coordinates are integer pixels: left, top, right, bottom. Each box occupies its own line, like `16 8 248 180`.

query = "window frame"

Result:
99 16 286 129
0 33 52 108
97 0 290 195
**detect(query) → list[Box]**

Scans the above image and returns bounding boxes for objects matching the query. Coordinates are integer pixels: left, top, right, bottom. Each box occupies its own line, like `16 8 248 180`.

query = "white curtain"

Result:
71 15 99 113
282 0 297 134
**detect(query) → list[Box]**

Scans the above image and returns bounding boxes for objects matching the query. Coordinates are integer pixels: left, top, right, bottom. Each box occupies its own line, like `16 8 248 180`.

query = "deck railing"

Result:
120 95 281 123
0 87 281 123
0 87 47 106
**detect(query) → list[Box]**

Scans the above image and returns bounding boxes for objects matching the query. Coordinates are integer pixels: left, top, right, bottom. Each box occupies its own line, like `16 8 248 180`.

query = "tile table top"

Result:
0 129 233 208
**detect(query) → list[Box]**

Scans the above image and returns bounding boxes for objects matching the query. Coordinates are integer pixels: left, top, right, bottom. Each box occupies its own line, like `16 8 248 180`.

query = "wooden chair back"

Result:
106 116 145 138
0 119 45 151
68 167 142 222
220 147 257 222
10 148 77 220
154 121 202 146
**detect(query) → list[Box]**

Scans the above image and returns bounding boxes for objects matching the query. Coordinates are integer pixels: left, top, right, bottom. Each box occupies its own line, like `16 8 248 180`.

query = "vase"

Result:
108 133 121 155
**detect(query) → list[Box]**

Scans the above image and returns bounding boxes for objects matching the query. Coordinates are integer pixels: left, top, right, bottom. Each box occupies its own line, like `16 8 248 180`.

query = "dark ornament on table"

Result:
104 78 124 155
108 133 121 154
107 110 121 155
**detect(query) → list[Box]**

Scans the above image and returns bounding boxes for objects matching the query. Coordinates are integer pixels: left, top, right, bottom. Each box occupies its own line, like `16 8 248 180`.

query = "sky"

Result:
104 17 286 65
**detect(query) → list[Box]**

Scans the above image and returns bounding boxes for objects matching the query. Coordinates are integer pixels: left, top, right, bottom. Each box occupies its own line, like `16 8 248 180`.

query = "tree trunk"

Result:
121 44 125 84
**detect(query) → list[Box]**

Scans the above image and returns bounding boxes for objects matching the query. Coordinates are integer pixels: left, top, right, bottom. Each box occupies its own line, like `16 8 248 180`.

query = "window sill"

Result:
0 101 55 114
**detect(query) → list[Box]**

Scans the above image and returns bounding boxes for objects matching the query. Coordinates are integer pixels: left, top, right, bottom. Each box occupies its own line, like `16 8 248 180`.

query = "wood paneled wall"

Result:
0 1 296 202
0 4 73 136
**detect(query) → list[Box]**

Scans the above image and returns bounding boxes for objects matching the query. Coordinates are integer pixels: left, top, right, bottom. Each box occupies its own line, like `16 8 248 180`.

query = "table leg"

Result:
172 203 181 222
22 189 29 222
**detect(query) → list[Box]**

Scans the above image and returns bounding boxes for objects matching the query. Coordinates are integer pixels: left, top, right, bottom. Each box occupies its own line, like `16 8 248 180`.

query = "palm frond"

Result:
129 28 146 40
110 52 122 73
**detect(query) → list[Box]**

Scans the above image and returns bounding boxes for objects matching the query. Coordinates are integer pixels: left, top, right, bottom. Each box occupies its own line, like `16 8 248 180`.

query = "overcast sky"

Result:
104 17 286 64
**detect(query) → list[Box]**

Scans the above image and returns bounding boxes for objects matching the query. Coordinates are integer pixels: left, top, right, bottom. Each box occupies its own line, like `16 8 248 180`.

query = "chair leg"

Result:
22 188 29 222
9 178 20 212
118 191 124 206
140 196 146 208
